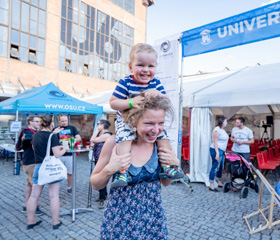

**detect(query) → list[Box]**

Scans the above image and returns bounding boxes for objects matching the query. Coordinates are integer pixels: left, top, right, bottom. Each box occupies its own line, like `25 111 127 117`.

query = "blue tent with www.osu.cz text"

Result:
0 82 103 115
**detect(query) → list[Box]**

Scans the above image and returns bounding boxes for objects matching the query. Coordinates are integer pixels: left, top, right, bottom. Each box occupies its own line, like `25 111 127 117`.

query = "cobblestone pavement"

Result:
1 153 280 240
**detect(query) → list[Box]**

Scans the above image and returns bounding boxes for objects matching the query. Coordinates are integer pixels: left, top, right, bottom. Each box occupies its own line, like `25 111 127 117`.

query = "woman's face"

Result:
136 109 165 143
222 119 228 128
97 122 104 131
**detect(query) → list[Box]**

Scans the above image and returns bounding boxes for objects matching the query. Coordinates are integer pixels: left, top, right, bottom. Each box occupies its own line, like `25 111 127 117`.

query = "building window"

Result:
10 45 20 59
0 0 9 57
60 0 134 81
110 0 134 15
9 0 46 65
65 59 72 72
83 64 89 76
28 49 37 64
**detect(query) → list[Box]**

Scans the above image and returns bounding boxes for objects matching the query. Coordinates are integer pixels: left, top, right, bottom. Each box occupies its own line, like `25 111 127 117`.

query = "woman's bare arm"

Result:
90 135 131 190
52 146 66 158
90 132 111 144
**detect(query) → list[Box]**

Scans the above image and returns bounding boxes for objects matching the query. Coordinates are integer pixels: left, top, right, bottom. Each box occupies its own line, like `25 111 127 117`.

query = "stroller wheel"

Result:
254 184 259 193
241 186 249 198
223 182 231 193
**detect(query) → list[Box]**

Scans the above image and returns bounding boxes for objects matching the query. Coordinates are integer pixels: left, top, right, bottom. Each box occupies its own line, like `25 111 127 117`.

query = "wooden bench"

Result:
243 163 280 234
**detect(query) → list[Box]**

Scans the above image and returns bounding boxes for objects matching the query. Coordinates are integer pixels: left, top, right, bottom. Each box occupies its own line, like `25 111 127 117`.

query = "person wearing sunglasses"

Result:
90 119 112 209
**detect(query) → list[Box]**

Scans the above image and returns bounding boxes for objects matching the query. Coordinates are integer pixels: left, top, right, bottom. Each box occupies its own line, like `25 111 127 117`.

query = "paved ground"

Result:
1 153 280 240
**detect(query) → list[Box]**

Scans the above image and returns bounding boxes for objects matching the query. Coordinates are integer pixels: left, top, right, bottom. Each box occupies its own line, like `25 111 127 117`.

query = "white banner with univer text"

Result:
153 34 180 156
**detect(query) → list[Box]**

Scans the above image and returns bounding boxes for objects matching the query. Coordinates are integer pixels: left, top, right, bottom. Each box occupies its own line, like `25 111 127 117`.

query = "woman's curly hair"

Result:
122 93 174 128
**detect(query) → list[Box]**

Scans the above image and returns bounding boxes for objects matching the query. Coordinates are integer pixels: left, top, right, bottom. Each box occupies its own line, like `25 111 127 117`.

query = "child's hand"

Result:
133 95 145 107
145 90 162 98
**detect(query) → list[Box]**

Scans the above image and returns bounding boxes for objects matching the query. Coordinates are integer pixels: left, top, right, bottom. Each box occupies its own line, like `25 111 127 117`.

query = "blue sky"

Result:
146 0 280 75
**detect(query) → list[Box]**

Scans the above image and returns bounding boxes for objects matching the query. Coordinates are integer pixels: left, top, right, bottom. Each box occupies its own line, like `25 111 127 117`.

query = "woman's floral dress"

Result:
100 144 168 240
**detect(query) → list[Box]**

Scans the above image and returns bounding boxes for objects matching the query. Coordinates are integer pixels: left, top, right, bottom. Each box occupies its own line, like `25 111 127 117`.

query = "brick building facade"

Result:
0 0 149 99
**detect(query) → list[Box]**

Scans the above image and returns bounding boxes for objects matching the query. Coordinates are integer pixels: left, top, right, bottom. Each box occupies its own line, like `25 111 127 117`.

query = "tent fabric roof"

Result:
81 62 280 114
0 82 103 115
183 62 280 108
81 89 114 113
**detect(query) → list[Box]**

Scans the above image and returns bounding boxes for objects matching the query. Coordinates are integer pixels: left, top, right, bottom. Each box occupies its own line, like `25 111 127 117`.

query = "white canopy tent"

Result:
81 89 114 113
183 62 280 184
80 62 280 185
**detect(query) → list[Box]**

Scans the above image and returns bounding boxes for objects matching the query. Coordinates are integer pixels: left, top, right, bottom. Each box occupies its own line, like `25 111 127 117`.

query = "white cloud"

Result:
261 0 279 6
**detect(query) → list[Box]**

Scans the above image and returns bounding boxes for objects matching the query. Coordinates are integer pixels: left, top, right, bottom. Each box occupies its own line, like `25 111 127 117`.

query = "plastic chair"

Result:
254 143 260 153
275 145 280 158
259 138 267 149
250 144 257 157
268 148 280 162
257 153 277 170
183 148 189 161
227 143 233 151
262 151 280 167
82 138 90 146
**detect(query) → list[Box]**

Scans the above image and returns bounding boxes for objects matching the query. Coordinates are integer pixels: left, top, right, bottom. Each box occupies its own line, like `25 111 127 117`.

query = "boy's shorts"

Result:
60 156 73 174
23 163 36 187
115 115 169 143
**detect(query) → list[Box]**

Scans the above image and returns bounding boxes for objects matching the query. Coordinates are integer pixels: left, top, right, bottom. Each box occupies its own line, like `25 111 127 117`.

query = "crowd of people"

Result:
17 114 81 230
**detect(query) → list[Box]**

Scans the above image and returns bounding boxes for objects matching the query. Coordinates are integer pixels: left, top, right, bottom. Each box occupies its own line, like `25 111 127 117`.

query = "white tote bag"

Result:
38 133 67 185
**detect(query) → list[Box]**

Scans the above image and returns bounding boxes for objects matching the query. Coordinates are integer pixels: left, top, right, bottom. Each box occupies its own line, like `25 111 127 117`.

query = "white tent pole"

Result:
14 110 19 175
177 39 184 163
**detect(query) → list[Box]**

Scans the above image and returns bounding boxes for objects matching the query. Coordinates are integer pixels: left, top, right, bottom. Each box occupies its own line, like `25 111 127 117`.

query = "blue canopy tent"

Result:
0 82 103 175
0 82 103 115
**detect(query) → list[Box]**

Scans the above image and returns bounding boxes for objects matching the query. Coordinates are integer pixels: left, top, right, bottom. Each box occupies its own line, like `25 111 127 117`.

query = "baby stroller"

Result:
223 152 259 198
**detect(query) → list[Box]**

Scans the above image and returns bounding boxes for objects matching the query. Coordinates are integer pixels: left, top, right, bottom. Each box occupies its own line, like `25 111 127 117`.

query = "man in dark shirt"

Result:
56 114 81 193
17 115 43 215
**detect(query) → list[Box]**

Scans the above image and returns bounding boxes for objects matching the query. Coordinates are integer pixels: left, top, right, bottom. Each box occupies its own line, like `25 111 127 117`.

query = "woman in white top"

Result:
209 116 229 192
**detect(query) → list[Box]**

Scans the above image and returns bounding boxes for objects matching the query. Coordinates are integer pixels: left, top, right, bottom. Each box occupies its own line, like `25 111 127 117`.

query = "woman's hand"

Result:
158 147 179 166
104 146 131 175
215 152 220 161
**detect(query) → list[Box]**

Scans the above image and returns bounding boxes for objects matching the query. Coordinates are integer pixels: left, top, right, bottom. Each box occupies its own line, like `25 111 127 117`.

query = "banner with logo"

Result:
153 34 180 155
182 2 280 57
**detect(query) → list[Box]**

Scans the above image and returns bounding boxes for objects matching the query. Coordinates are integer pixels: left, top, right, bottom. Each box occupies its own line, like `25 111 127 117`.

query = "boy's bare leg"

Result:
116 140 133 155
111 140 133 188
157 139 184 179
157 139 172 167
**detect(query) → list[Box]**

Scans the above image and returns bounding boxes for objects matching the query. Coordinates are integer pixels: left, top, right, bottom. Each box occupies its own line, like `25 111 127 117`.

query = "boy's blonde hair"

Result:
129 43 158 65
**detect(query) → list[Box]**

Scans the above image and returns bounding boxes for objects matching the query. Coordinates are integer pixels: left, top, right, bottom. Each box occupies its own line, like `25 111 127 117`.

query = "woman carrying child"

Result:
91 94 179 239
109 43 183 188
